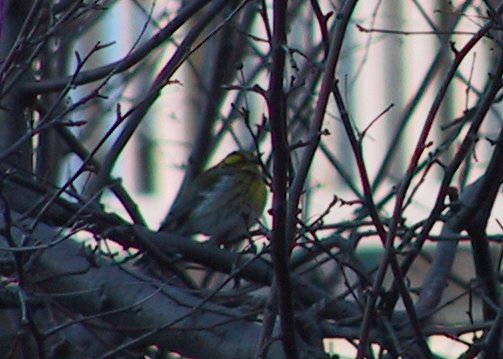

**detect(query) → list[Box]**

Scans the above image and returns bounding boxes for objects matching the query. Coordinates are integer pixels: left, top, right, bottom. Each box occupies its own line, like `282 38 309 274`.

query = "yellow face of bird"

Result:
217 151 260 170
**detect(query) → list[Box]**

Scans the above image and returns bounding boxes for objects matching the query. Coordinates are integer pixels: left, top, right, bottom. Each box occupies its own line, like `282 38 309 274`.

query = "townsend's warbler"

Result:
159 150 267 246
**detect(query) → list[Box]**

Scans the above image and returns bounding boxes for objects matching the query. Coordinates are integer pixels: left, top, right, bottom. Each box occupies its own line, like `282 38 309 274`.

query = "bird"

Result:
159 150 267 246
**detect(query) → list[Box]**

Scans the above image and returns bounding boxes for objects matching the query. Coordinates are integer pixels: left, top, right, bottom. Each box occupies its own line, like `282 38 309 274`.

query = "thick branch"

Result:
13 214 287 358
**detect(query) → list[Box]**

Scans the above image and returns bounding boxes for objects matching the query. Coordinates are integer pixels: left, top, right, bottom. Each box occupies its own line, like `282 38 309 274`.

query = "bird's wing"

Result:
158 168 225 233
